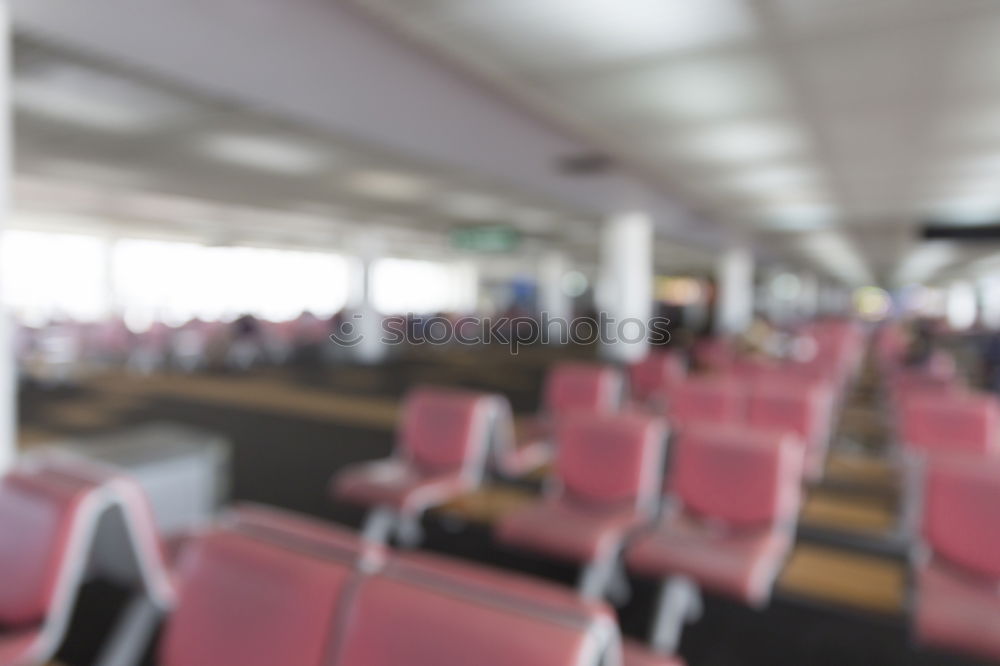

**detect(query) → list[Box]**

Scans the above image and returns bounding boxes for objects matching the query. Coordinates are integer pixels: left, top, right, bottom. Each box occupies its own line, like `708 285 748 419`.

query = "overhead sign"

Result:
450 225 521 253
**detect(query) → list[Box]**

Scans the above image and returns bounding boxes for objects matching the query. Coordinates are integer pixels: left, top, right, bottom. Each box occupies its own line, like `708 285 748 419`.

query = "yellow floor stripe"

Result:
800 490 897 534
778 543 906 615
437 486 538 524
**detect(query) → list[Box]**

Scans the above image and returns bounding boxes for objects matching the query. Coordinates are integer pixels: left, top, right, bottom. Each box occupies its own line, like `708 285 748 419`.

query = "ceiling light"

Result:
14 65 195 132
894 242 959 285
595 55 784 123
199 134 331 174
344 170 432 202
797 231 872 285
926 194 1000 226
438 192 506 221
722 165 819 195
664 121 805 165
448 0 754 67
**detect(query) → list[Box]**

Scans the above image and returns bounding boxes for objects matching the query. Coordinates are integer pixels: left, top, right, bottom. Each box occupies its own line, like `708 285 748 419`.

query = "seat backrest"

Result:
900 392 1000 457
628 352 684 402
922 457 1000 580
0 469 90 627
543 363 622 416
399 387 498 475
669 376 746 428
671 425 803 528
555 413 666 507
160 529 356 666
335 563 612 666
747 382 833 447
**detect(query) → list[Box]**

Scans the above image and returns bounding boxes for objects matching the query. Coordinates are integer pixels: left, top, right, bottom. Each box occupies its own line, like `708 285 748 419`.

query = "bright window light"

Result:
199 134 331 174
1 230 111 325
372 258 478 315
946 282 977 330
113 240 350 325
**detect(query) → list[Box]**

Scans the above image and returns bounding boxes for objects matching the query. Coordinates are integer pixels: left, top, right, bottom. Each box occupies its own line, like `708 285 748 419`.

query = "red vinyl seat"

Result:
628 352 685 407
507 363 624 474
747 381 835 480
0 458 175 666
335 553 622 666
898 392 1000 458
667 376 745 430
627 425 803 606
333 386 504 541
914 457 1000 660
497 413 666 597
160 528 357 666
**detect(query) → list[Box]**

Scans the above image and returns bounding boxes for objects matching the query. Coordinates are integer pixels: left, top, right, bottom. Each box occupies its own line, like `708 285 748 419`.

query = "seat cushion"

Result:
333 460 470 514
497 499 646 562
0 629 42 665
626 517 791 606
915 560 1000 661
623 640 686 666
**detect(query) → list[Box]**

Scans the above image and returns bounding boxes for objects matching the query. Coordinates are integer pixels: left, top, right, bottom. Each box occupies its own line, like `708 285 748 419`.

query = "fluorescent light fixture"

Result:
31 158 152 189
511 207 558 232
756 202 836 231
344 170 432 202
199 134 331 174
665 120 805 165
595 55 784 122
797 231 872 285
722 164 819 195
894 242 959 286
14 65 195 132
926 194 1000 225
438 192 506 220
449 0 754 67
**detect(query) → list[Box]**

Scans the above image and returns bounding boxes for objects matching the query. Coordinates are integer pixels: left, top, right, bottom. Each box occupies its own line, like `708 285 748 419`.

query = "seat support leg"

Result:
649 575 702 655
578 550 622 600
93 594 163 666
361 507 397 544
395 512 425 548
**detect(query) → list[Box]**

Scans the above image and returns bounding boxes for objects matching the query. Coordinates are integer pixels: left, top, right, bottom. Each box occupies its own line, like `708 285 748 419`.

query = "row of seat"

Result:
0 455 676 666
878 340 1000 662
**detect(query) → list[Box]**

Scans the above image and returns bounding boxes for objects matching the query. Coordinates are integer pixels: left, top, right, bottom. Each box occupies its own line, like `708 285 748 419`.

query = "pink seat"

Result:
508 363 624 474
627 425 803 606
0 458 175 666
915 457 1000 660
747 381 834 480
629 352 685 406
899 392 1000 458
668 376 745 430
333 386 503 540
335 556 619 666
160 528 357 666
497 413 666 595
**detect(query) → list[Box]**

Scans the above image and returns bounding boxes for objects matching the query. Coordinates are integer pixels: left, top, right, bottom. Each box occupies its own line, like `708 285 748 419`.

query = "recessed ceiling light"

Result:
592 55 784 123
894 243 959 285
14 65 195 132
438 192 507 220
344 170 432 202
798 231 872 285
199 134 331 174
722 164 819 195
926 194 1000 226
662 120 805 165
755 202 836 231
448 0 754 67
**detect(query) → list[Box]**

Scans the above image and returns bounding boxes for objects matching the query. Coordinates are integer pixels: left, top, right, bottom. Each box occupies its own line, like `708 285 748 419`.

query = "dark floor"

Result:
17 353 998 666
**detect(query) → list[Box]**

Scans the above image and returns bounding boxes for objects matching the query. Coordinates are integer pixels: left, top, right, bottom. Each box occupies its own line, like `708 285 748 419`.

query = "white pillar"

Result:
946 281 977 331
980 277 1000 330
0 1 13 473
347 235 388 364
538 252 571 344
596 211 653 363
714 247 754 336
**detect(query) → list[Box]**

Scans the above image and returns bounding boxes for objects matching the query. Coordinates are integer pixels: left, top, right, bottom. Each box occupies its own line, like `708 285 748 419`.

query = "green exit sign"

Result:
450 225 521 253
